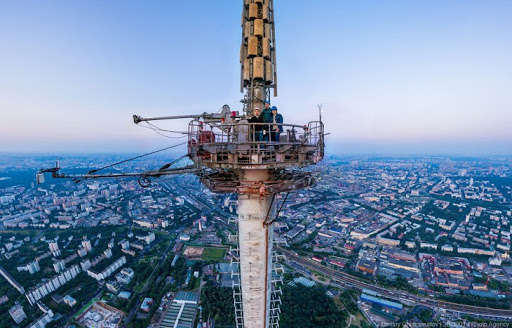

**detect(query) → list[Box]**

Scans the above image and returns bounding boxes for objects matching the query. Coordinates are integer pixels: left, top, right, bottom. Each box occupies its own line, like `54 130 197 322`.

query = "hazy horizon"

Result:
1 1 511 155
1 139 511 158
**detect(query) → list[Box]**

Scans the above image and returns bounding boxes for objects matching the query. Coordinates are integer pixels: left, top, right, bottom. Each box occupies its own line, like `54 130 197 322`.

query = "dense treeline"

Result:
280 284 347 328
440 294 511 309
200 283 351 328
201 281 235 326
338 290 359 314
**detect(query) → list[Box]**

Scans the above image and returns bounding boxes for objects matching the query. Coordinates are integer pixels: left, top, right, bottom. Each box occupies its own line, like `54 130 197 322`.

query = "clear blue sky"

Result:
1 1 511 155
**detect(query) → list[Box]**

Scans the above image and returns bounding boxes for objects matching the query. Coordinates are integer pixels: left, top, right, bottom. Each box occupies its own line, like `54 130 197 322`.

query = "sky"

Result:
0 1 511 155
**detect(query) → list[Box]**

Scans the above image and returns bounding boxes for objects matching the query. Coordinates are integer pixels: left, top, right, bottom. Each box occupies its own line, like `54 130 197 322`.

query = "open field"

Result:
201 247 227 261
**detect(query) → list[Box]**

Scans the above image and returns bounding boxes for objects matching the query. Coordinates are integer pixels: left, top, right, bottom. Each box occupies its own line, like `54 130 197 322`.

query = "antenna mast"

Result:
240 0 278 116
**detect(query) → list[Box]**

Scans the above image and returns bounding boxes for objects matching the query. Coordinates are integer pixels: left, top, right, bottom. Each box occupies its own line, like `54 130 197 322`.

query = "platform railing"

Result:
187 120 324 167
188 121 323 147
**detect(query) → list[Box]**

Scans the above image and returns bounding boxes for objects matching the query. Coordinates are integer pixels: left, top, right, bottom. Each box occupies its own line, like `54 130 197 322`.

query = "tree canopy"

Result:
281 284 347 328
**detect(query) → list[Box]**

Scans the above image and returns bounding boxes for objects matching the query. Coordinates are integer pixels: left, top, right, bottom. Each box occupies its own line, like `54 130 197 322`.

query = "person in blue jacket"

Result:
270 106 283 142
260 101 273 141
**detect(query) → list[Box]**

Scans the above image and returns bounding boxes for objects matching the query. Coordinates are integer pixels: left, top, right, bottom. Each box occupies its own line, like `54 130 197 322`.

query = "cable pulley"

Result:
138 176 151 188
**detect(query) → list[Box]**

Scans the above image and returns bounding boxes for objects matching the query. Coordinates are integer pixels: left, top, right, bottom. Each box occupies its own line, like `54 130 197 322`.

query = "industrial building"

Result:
160 292 199 328
357 259 377 275
360 293 403 311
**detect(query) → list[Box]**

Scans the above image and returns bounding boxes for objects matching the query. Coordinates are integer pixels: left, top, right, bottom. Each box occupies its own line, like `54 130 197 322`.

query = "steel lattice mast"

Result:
240 0 277 115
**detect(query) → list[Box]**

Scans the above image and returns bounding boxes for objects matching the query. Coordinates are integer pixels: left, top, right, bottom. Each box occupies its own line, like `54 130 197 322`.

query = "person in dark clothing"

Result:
261 101 273 140
261 101 273 123
255 101 270 141
270 106 283 142
248 108 263 141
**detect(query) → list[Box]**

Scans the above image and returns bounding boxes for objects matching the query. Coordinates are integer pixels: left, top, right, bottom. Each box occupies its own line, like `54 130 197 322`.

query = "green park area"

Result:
201 247 227 261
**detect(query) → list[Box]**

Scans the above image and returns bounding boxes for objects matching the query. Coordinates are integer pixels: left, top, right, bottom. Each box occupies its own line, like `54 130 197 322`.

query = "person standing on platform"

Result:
248 108 263 141
261 101 273 123
260 101 273 141
270 106 283 142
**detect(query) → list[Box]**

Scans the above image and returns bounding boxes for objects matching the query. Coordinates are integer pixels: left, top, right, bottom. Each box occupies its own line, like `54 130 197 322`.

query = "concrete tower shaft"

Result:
237 169 274 328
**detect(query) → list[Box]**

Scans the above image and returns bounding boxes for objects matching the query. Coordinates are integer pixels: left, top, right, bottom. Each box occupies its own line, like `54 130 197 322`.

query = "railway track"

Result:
277 247 512 319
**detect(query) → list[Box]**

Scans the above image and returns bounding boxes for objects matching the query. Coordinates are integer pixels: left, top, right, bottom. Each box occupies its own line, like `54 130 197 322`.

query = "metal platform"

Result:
188 121 324 170
199 169 314 194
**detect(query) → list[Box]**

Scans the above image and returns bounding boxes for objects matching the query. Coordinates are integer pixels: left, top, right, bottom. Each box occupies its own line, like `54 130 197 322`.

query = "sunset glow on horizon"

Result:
1 1 511 155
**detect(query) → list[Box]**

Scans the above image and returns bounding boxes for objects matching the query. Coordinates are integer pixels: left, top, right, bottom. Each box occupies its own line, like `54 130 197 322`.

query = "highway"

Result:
277 247 512 319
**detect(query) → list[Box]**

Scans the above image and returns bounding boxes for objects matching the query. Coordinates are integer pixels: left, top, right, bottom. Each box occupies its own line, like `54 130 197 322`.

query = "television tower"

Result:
38 1 324 327
185 2 324 326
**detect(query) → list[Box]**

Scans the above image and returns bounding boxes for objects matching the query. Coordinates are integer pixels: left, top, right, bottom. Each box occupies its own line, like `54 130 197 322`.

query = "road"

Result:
277 247 512 320
161 180 235 222
123 234 177 325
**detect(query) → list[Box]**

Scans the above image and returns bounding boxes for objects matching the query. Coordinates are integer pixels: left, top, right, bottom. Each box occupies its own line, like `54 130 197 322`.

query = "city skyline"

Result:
1 154 511 327
1 1 511 155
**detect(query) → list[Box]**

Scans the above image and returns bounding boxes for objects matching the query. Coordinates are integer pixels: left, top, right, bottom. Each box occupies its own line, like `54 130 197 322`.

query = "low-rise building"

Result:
9 304 27 324
140 297 153 312
63 295 77 307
